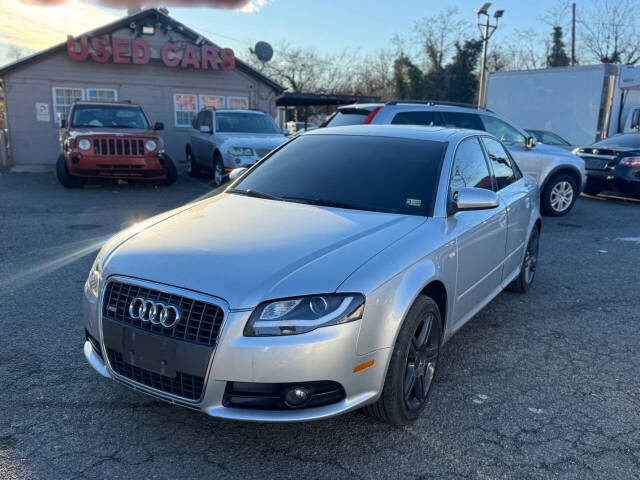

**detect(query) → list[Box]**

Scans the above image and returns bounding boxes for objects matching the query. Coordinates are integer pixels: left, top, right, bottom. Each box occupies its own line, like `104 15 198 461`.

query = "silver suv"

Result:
185 109 287 186
327 101 587 216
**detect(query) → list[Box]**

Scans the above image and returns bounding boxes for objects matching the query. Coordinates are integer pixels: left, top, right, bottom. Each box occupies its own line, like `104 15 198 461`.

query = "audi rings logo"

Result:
128 297 181 329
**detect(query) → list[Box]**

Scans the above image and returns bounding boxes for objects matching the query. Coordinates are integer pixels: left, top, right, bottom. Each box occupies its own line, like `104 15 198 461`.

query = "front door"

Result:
447 137 508 328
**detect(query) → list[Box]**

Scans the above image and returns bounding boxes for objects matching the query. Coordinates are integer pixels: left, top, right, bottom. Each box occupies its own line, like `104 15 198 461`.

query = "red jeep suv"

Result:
56 100 176 188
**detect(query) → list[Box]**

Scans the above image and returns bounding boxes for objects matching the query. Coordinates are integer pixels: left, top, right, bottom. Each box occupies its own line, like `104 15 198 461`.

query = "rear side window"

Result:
480 115 526 147
449 137 493 196
391 111 442 126
440 111 484 131
482 137 518 190
326 108 371 127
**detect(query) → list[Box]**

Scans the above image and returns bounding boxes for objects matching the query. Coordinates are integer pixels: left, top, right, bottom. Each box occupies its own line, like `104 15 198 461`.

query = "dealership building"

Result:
0 8 284 166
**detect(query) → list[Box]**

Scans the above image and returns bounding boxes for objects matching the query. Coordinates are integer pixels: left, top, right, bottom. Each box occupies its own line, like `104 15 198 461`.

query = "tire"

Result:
212 152 224 188
55 154 85 189
162 154 178 186
364 295 441 425
541 173 577 216
507 225 540 293
185 147 199 177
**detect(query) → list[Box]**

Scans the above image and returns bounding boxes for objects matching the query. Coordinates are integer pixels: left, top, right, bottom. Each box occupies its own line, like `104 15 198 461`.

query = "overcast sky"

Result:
0 0 574 66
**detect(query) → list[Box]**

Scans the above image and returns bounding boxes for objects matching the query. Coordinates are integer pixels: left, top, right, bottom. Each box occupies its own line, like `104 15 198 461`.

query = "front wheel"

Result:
507 225 540 293
364 295 441 425
185 148 199 177
541 174 577 216
55 154 85 189
162 154 177 186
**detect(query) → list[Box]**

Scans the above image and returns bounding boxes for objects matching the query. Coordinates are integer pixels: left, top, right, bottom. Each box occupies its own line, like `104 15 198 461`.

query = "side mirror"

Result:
59 119 67 128
199 125 212 134
153 122 164 131
228 167 248 182
525 136 536 149
454 187 499 212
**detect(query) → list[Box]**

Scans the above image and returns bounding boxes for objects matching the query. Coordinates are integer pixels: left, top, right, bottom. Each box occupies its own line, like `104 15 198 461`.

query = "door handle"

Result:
525 197 531 209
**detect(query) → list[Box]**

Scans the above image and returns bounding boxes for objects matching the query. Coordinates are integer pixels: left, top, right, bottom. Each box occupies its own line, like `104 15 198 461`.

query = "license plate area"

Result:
123 328 176 376
584 157 609 170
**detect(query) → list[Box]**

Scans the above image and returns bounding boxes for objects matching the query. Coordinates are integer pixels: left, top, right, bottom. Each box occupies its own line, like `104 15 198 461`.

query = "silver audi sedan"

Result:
83 125 541 425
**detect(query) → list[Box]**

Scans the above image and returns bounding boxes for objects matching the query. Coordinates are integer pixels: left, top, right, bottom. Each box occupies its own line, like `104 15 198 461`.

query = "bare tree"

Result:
411 6 473 72
350 49 396 99
493 29 547 71
578 0 640 64
6 45 31 62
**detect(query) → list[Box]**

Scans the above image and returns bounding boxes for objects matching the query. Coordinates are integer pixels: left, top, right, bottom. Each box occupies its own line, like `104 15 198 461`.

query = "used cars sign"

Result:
66 35 236 71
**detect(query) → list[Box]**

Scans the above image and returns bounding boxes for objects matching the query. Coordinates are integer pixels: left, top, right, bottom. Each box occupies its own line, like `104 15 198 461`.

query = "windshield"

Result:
215 112 280 134
232 134 446 216
71 105 149 129
593 134 640 149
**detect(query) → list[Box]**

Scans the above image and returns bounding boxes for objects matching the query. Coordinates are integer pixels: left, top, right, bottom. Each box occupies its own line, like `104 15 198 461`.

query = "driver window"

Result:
479 115 526 147
449 137 493 199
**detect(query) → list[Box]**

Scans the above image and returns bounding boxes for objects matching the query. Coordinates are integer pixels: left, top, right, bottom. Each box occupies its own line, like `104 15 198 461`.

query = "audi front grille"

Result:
102 281 224 347
107 349 204 400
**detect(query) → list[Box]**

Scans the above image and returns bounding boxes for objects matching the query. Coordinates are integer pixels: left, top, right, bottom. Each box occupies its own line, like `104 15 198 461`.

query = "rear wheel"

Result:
364 296 441 425
507 225 540 293
212 152 224 187
541 174 577 216
55 154 85 189
185 148 199 177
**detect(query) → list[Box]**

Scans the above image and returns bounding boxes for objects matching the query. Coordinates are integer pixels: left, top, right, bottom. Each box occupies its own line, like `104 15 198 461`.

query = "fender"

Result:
540 165 583 193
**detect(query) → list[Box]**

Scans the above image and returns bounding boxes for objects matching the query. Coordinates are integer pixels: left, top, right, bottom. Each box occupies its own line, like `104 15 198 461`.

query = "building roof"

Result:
0 8 285 93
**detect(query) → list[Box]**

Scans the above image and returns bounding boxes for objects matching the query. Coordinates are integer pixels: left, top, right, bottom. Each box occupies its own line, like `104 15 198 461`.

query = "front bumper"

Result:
221 151 259 170
586 166 640 194
84 286 389 422
67 153 167 180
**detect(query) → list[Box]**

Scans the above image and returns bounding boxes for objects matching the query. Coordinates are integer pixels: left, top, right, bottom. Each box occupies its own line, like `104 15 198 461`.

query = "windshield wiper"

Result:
228 189 281 200
280 196 374 212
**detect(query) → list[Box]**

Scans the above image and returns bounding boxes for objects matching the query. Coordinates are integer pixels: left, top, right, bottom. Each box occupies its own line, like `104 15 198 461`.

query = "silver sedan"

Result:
83 125 541 425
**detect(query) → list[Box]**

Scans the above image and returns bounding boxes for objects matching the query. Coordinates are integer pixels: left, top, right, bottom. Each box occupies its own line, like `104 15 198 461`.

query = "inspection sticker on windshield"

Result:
406 198 422 207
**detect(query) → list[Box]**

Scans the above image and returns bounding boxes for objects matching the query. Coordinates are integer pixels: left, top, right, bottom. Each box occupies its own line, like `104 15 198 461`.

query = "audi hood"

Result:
101 194 426 309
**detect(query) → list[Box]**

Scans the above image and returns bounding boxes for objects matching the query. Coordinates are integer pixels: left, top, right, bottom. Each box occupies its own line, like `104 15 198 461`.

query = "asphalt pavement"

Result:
1 171 639 480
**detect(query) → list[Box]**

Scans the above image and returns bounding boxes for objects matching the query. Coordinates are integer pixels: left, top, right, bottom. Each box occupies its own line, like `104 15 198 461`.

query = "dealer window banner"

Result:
66 35 235 71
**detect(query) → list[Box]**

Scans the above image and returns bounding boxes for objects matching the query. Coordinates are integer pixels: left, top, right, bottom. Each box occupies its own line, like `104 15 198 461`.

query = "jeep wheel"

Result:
162 154 178 186
55 154 85 189
185 148 199 177
364 295 441 425
541 174 577 216
212 153 224 188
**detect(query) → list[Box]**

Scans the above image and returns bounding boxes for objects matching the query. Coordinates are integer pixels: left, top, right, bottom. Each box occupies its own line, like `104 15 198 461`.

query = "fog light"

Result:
283 386 311 408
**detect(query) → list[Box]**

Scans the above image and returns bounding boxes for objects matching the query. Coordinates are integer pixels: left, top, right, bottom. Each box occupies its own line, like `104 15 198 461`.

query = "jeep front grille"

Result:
102 280 224 347
92 138 146 156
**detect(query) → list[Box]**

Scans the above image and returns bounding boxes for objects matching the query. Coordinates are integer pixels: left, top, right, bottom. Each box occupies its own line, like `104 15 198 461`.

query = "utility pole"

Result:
571 2 576 66
476 3 504 107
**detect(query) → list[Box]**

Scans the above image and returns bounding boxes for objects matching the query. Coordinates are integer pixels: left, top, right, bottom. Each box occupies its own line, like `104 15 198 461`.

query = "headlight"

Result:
244 293 365 336
145 140 157 151
84 255 102 301
78 139 91 151
228 146 255 156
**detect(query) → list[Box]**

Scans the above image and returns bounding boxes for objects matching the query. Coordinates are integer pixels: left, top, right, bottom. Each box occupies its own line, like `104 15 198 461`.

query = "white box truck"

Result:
486 64 640 146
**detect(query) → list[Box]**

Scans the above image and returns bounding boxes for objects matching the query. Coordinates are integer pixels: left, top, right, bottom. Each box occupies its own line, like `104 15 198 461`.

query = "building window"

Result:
87 88 117 102
174 94 198 127
227 96 249 110
53 87 84 122
200 94 226 110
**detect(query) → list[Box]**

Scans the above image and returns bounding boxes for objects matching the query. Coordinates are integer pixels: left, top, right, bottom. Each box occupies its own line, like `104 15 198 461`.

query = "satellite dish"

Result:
252 41 273 63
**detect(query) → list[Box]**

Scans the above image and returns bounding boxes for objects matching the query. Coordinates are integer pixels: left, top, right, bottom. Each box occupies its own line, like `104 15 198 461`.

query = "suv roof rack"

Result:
385 100 493 112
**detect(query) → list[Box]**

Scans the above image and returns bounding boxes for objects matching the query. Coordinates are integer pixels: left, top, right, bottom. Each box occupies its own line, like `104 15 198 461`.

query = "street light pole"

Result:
476 3 503 107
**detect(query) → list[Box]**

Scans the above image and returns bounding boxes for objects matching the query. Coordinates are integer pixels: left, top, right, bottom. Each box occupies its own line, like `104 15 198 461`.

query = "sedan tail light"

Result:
619 156 640 167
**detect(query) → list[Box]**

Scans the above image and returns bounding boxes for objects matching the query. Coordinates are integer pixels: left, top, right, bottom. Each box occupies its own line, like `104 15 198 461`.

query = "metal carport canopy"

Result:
276 92 380 107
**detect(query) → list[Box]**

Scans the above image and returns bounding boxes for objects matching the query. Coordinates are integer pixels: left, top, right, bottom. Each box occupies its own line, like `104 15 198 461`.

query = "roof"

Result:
0 8 284 93
276 92 381 107
305 124 480 142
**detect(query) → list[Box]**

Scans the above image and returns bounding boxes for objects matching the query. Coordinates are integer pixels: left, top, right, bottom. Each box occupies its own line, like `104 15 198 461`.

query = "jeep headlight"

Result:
244 294 365 336
84 255 102 301
228 146 255 156
78 139 91 151
145 140 157 151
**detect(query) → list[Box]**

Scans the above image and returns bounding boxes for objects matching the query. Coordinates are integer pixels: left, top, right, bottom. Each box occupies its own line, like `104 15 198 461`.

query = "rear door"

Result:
447 136 508 328
481 136 531 283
